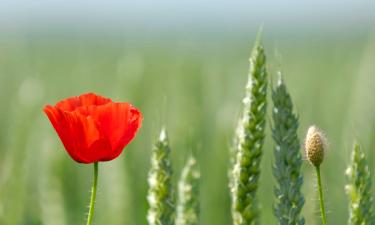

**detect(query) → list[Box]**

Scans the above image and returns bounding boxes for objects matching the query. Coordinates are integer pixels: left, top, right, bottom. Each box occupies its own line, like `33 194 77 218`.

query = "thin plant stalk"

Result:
86 162 99 225
315 166 327 225
304 125 328 225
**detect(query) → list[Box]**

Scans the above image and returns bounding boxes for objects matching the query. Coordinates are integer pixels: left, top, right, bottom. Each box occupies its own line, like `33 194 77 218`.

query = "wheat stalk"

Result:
230 34 268 225
176 155 200 225
147 128 175 225
346 143 375 225
272 74 305 225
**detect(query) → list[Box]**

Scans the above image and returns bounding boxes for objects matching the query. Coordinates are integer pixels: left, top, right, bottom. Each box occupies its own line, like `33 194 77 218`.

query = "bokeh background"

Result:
1 1 375 224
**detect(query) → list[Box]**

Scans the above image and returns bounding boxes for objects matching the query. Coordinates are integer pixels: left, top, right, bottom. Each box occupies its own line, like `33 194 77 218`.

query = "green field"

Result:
0 31 375 225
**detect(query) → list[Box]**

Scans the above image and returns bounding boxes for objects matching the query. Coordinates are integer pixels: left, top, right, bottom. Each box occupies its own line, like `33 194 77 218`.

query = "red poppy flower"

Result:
44 93 142 163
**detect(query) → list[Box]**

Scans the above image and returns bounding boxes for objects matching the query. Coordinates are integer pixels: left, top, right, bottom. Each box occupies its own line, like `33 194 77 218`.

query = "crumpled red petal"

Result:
92 103 143 161
55 93 111 112
43 93 142 163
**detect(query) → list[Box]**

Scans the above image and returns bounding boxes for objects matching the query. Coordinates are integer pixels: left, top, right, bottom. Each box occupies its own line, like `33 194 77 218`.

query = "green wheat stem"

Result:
230 33 268 225
147 128 175 225
346 143 375 225
316 166 327 225
272 74 305 225
176 155 200 225
86 162 98 225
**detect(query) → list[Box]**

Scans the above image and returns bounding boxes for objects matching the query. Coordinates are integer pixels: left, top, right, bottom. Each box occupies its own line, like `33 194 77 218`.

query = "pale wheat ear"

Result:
176 154 200 225
346 142 375 224
230 30 268 225
147 128 175 225
304 125 328 225
271 73 305 225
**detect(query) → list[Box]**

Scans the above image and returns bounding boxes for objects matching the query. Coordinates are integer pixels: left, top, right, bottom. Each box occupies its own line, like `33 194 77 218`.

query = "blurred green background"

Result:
1 1 375 225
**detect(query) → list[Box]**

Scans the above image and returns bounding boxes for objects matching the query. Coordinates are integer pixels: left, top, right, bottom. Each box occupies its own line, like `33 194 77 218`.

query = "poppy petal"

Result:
44 105 109 163
110 105 142 159
44 105 83 161
44 93 142 163
55 93 111 112
116 106 143 152
92 103 142 161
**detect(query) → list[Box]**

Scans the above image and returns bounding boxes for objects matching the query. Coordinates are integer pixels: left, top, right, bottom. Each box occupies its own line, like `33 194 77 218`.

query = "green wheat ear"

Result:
176 154 200 225
272 74 305 225
147 128 175 225
230 33 268 225
346 143 375 225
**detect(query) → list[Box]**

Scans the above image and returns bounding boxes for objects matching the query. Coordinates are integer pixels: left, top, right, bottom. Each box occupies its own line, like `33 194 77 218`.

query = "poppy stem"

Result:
86 162 99 225
316 166 327 225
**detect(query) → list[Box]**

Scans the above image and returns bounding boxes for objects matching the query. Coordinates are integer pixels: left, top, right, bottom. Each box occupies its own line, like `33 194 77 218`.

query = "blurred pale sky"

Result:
1 0 374 34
